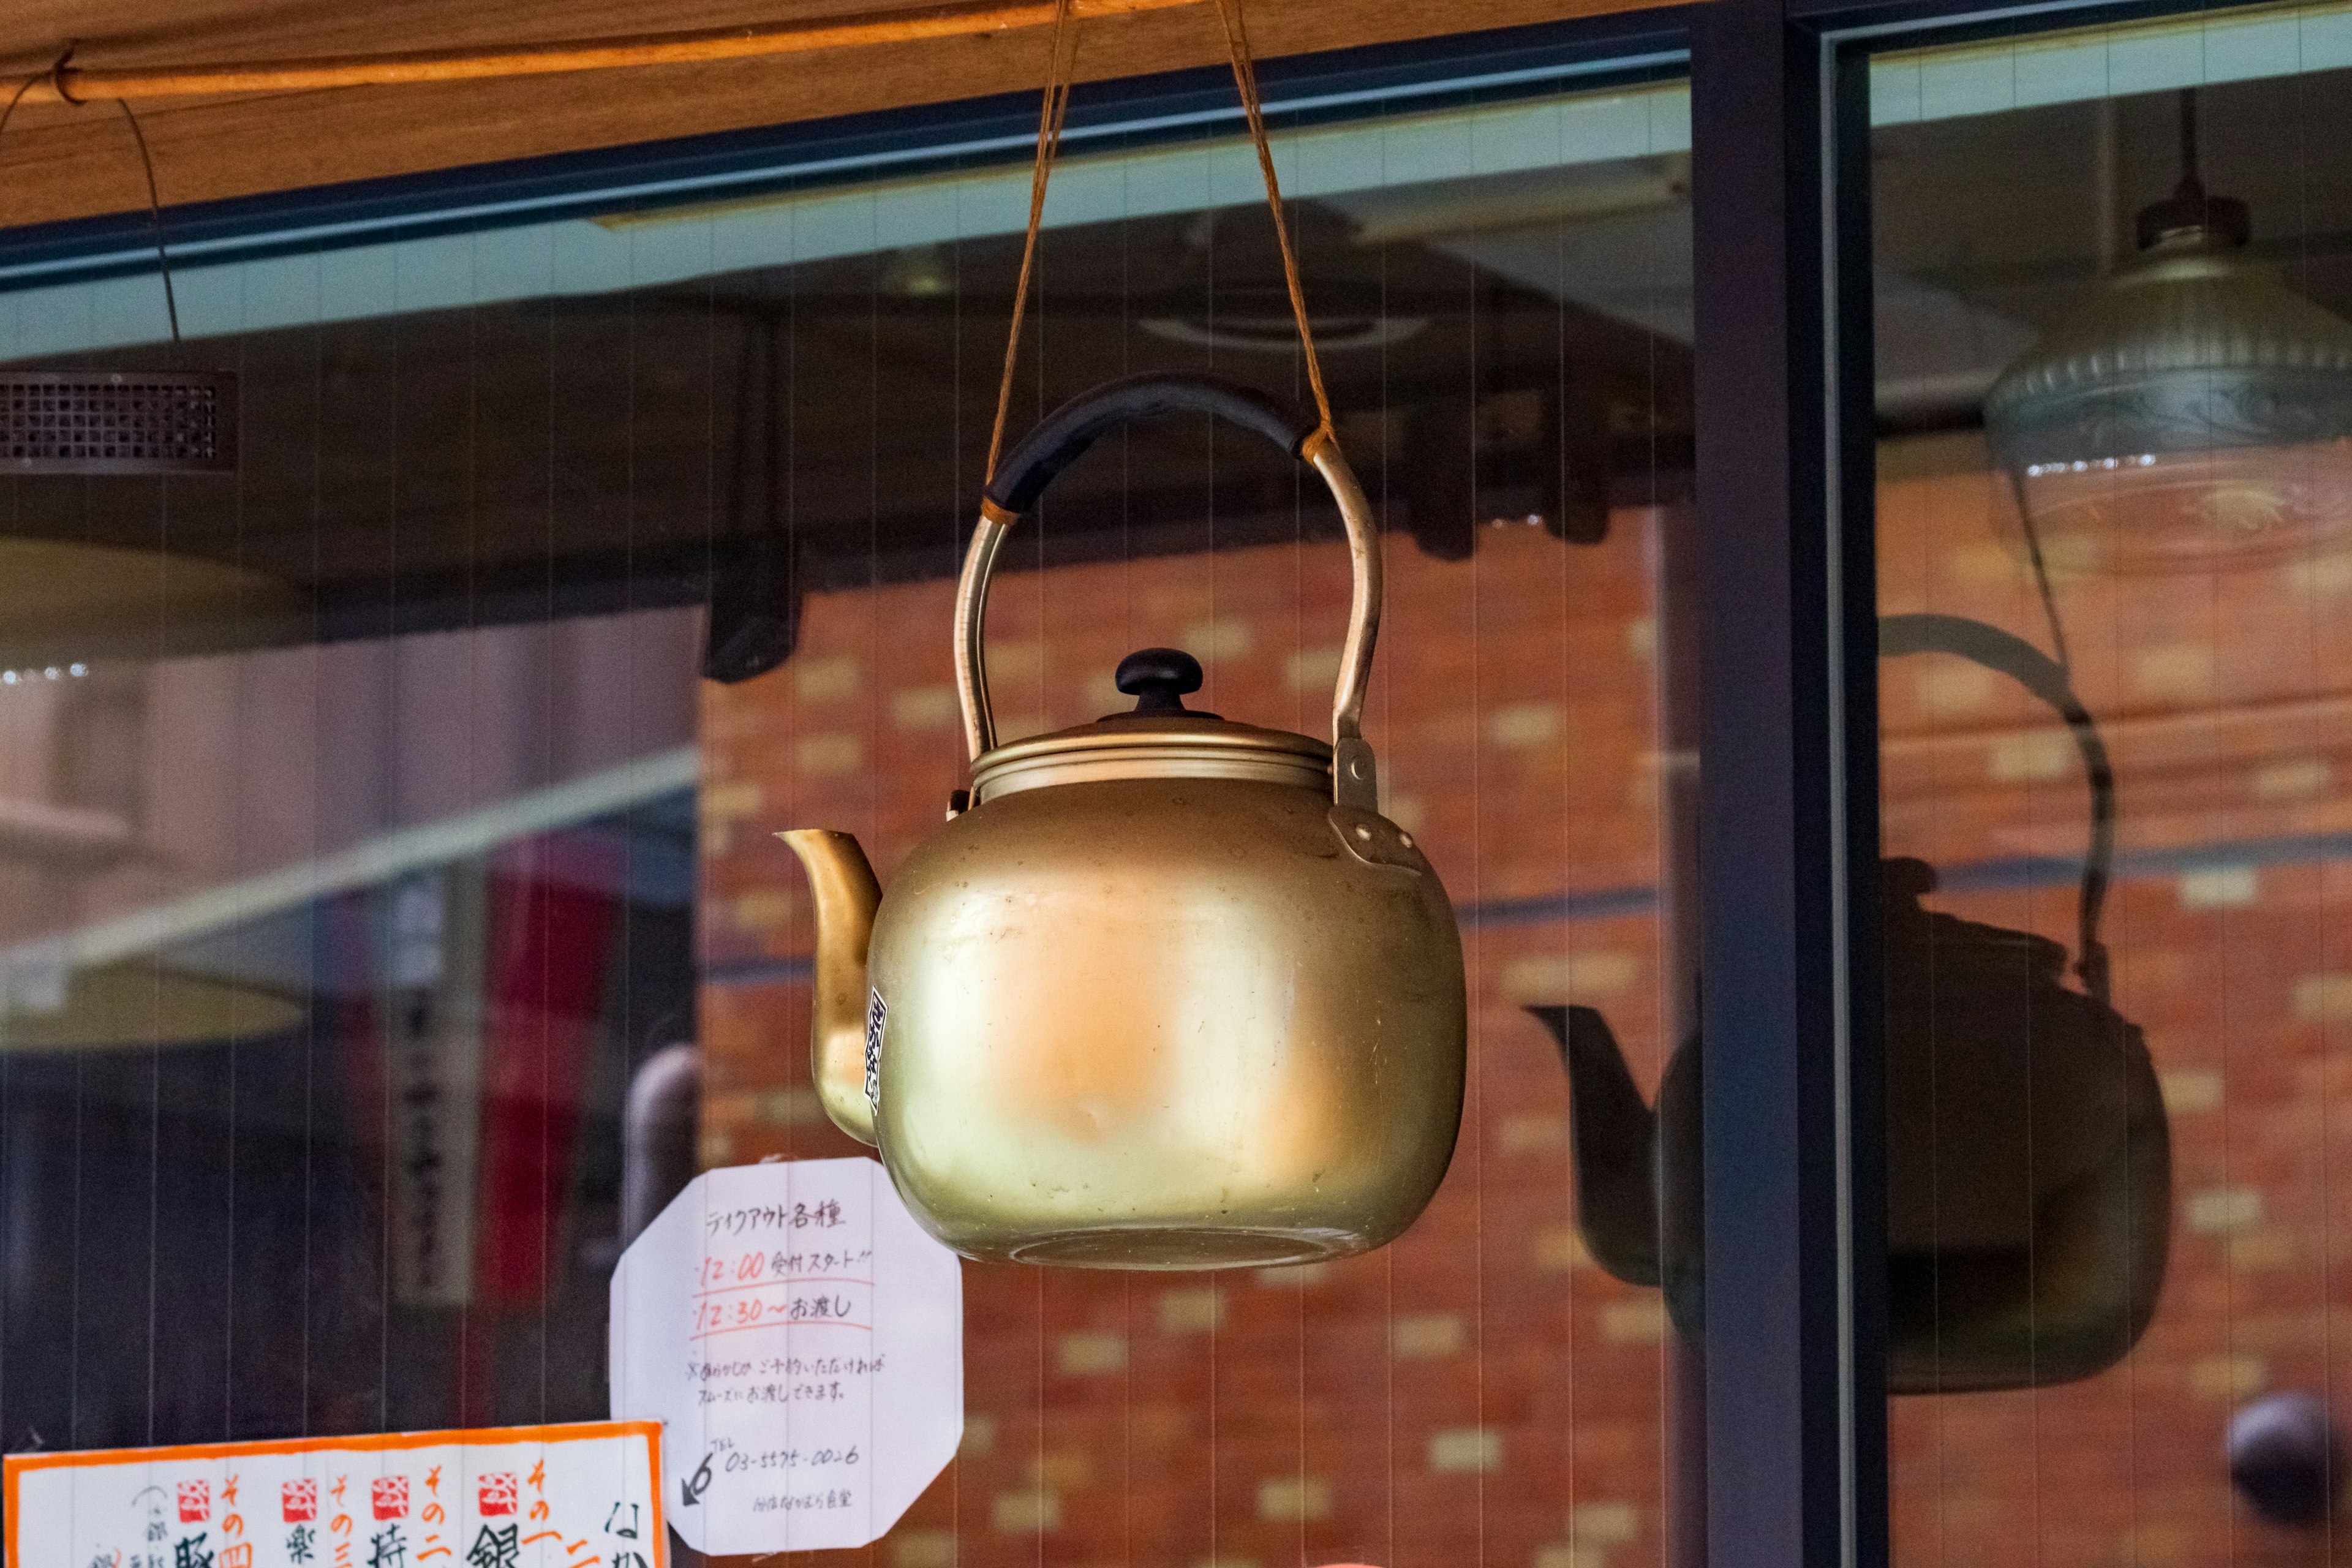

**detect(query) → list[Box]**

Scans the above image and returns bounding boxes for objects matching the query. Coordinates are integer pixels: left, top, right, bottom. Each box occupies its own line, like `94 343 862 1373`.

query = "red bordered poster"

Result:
4 1420 663 1568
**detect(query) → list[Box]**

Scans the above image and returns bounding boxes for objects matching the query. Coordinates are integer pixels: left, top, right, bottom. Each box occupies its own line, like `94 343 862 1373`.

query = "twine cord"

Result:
0 48 183 347
115 97 182 345
982 0 1078 486
984 0 1335 487
1208 0 1331 442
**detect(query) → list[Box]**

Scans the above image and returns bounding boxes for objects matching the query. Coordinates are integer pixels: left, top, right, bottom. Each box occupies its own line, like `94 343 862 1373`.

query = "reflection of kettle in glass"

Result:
781 372 1468 1270
1536 612 2171 1392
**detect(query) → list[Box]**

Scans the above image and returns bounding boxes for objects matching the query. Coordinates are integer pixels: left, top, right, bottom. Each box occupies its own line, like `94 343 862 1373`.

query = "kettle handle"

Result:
1879 612 2116 1001
957 371 1384 808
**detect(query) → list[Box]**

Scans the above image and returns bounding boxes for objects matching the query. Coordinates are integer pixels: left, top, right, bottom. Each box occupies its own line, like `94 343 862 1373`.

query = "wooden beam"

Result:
11 0 1199 102
0 0 1686 233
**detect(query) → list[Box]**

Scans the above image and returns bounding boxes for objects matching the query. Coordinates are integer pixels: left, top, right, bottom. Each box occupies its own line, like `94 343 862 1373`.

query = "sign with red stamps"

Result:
4 1421 662 1568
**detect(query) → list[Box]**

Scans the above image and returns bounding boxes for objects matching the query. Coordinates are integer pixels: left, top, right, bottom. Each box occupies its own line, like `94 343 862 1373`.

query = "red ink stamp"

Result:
477 1474 518 1517
371 1477 410 1520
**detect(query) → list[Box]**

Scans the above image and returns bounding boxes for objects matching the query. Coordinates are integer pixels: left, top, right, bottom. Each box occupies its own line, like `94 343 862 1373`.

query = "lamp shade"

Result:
0 962 304 1050
1983 222 2352 572
0 536 302 666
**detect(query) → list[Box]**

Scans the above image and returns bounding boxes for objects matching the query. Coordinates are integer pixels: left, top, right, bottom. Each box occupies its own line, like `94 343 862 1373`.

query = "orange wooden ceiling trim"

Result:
0 0 1689 233
13 0 1196 102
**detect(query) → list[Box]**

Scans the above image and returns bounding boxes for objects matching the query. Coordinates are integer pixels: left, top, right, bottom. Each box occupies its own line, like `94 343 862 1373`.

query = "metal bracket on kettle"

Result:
954 372 1387 812
1332 738 1380 812
1308 428 1385 812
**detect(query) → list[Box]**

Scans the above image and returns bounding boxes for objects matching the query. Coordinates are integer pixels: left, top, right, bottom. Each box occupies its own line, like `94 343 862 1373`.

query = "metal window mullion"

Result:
1690 5 1887 1568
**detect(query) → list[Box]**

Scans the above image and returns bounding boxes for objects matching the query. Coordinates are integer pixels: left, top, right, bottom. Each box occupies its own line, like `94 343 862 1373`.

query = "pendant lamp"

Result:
0 537 299 670
0 545 301 1050
0 963 304 1051
1983 90 2352 572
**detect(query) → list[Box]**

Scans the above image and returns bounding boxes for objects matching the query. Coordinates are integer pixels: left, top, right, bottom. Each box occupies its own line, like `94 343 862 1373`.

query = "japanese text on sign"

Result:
4 1422 662 1568
609 1156 961 1556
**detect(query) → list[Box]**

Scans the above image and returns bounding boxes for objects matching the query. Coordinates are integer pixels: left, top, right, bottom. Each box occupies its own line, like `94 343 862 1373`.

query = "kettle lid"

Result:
971 646 1332 802
1880 856 2068 982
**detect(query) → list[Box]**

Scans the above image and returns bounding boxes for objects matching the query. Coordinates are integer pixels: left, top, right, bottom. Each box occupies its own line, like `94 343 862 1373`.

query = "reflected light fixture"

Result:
0 537 301 669
1984 89 2352 572
0 962 304 1052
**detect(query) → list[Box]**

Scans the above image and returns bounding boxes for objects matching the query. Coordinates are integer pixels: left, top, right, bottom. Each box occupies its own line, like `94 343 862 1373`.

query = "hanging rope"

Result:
982 0 1079 486
2 47 183 347
115 99 182 346
984 0 1335 485
1208 0 1332 443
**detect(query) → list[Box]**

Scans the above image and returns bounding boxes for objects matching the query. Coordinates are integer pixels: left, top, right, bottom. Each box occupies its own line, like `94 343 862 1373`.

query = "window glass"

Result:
0 69 1697 1568
1870 10 2352 1561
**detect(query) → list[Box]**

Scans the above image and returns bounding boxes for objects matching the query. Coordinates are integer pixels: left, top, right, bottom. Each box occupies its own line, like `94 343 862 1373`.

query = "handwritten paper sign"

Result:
608 1156 961 1556
3 1421 662 1568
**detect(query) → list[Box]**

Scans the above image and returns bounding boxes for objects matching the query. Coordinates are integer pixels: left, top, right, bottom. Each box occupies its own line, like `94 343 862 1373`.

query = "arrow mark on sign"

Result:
682 1453 714 1509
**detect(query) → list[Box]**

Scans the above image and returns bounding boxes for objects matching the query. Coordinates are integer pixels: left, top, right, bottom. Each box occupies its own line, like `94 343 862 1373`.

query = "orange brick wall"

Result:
1877 440 2352 1568
699 444 2352 1568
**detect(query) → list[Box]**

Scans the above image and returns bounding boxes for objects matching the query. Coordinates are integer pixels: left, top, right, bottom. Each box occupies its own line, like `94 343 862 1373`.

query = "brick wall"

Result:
699 442 2352 1568
1878 438 2352 1568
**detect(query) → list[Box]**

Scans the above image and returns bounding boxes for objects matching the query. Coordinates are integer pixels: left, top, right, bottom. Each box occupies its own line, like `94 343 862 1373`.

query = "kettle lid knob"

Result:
1882 855 1940 905
1114 647 1211 716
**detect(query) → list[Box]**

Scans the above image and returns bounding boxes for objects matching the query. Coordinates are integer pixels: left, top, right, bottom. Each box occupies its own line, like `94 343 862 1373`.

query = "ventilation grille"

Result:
1 372 237 475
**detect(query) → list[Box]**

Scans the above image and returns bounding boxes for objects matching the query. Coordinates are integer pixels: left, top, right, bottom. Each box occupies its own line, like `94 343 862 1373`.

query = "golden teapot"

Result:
781 372 1468 1270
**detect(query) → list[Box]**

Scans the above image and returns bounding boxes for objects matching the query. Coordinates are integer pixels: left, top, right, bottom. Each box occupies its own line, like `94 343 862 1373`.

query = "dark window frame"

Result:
1702 4 2271 1568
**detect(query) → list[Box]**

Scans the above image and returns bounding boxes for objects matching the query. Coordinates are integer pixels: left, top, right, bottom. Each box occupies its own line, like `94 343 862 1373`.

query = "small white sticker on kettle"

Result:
864 988 887 1112
609 1156 962 1556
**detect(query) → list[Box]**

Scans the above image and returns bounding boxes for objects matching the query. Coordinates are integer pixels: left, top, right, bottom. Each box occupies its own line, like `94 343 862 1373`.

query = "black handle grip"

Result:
1879 612 2116 999
983 372 1319 516
1879 612 2080 723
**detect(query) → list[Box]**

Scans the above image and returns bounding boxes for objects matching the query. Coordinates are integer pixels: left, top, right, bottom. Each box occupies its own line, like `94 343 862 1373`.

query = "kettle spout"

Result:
778 829 882 1145
1527 1005 1662 1287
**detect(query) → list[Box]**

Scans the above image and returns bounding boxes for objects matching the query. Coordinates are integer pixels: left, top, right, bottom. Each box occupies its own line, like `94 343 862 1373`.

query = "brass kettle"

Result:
1539 613 2171 1391
782 372 1468 1270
